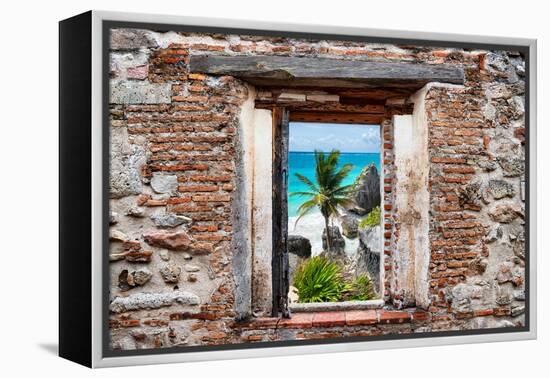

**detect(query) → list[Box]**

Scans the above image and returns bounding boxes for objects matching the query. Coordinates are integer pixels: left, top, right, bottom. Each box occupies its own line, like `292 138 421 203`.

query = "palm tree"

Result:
290 150 355 253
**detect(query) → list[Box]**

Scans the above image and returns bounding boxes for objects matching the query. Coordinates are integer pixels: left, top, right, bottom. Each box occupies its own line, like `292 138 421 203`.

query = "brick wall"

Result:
108 28 526 350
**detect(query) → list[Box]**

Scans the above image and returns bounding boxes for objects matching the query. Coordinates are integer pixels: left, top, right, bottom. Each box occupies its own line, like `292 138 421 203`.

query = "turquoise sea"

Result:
288 151 380 217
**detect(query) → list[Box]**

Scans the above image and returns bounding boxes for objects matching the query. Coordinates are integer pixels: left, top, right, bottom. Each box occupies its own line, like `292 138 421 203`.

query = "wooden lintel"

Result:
289 112 384 125
255 100 385 114
189 55 465 89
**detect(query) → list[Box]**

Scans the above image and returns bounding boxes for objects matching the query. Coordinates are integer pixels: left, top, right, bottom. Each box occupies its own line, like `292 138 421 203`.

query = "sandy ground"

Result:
288 212 359 257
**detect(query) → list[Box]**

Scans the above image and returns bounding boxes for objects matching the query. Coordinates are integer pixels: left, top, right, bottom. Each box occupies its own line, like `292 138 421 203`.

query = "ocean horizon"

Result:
288 151 380 217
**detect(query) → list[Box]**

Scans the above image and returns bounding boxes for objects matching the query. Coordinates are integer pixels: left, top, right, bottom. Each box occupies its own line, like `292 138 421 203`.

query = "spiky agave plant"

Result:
343 273 376 301
293 256 348 303
290 150 354 253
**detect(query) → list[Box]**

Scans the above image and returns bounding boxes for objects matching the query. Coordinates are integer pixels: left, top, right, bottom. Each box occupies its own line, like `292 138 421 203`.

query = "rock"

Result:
159 250 170 261
288 286 299 304
321 226 346 260
511 305 525 317
132 269 153 285
110 291 199 313
110 229 129 242
110 211 119 225
288 235 312 258
182 252 192 260
508 96 525 118
513 290 525 301
184 264 200 272
125 251 153 263
469 257 488 275
512 229 526 260
340 215 359 239
119 268 153 291
353 164 381 216
496 262 514 283
448 284 474 313
485 83 512 99
151 213 191 228
287 236 312 283
496 286 512 305
109 252 127 262
110 28 158 50
485 225 503 243
110 127 146 198
143 230 193 250
497 156 524 177
477 160 497 171
159 264 181 283
189 242 214 255
354 225 381 292
486 52 509 73
459 180 481 206
150 174 178 194
127 65 149 80
110 51 149 77
489 204 524 223
187 274 198 282
126 206 145 217
110 81 171 105
483 102 497 121
487 180 515 199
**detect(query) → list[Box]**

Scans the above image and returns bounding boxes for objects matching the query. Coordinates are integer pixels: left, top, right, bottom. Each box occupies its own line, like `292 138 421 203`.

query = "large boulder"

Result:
288 235 312 258
352 164 381 216
354 225 381 293
288 235 312 283
340 215 359 239
321 226 346 260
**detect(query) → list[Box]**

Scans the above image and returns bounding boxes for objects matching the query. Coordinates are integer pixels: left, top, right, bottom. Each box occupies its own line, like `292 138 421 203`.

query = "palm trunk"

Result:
324 215 332 253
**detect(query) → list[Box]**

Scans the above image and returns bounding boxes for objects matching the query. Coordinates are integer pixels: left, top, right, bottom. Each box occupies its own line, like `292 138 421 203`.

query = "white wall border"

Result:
90 10 537 368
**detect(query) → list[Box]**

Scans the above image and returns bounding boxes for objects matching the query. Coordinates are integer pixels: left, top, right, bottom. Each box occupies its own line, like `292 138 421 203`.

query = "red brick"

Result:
143 319 169 327
279 313 314 328
188 73 206 81
473 309 494 317
378 310 411 324
118 319 141 327
345 310 377 326
312 312 346 327
493 307 511 317
411 310 430 322
431 156 467 164
442 166 476 174
188 175 232 182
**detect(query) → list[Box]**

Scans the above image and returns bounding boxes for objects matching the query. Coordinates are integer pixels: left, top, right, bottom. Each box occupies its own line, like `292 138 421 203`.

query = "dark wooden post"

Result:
272 107 290 318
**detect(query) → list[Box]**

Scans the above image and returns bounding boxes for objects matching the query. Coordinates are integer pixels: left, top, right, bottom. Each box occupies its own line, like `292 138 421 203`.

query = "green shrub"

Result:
343 274 376 301
359 206 381 228
293 256 347 303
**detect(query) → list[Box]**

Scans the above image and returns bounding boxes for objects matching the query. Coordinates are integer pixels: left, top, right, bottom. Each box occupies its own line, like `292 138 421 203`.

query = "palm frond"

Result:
292 149 355 227
329 163 354 188
294 173 319 193
294 198 318 229
329 184 356 196
289 191 318 197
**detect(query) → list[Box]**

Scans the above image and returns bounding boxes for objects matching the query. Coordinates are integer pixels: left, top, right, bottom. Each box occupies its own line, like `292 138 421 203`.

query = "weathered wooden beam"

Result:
255 100 386 114
271 107 290 318
189 55 465 88
289 112 384 124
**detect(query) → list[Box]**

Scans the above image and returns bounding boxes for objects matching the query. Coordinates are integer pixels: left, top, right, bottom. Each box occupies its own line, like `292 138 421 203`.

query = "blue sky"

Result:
289 122 380 153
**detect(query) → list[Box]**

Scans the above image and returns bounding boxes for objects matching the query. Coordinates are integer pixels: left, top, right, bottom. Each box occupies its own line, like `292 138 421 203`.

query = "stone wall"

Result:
108 27 526 350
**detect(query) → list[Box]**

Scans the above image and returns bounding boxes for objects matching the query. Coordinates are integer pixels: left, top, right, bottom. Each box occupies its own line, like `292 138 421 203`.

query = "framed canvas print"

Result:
59 10 537 368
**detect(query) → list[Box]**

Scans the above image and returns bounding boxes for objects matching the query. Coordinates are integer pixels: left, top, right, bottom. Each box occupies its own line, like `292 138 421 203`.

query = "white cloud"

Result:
289 123 380 153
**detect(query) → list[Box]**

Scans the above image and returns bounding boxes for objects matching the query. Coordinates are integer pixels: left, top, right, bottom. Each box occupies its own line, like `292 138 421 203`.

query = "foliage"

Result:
290 150 355 251
359 206 381 228
342 274 376 301
293 256 348 303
